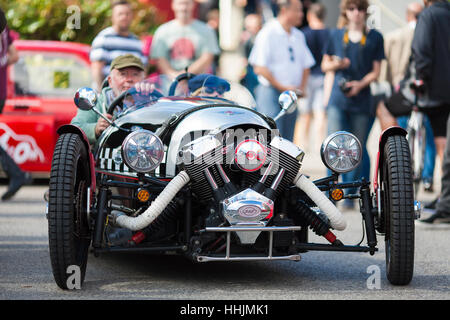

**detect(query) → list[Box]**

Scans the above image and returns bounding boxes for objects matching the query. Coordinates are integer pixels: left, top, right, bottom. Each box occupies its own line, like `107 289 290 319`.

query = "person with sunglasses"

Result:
248 0 315 141
321 0 385 209
188 74 230 98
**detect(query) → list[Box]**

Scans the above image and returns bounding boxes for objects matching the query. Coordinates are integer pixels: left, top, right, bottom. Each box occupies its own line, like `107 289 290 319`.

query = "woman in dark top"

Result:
321 0 385 207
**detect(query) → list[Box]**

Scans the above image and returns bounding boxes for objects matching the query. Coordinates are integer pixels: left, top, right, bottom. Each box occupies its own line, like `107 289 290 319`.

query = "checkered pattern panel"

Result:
98 145 168 177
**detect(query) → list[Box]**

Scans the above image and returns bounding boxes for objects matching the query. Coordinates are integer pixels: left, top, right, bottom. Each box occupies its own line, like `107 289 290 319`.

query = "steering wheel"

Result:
168 72 196 96
106 87 164 115
107 88 133 115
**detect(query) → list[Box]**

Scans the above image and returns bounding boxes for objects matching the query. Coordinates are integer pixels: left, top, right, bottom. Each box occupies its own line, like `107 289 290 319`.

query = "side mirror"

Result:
278 90 298 113
74 87 98 111
273 90 298 121
73 87 118 129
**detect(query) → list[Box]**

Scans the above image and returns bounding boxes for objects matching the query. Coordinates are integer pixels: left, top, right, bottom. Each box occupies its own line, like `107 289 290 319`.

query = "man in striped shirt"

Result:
90 0 147 91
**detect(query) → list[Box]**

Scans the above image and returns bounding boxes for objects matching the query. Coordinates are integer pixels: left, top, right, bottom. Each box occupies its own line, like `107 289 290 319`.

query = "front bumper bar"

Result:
196 225 302 262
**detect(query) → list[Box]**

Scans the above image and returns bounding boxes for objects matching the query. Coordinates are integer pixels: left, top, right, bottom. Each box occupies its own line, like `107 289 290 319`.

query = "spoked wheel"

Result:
382 135 415 285
48 133 91 289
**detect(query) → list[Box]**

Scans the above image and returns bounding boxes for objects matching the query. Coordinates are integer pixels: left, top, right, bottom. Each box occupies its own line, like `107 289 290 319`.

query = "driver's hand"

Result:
95 114 112 138
134 81 155 95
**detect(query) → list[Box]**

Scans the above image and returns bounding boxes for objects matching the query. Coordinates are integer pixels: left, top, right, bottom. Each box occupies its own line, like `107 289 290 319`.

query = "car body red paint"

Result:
0 40 91 177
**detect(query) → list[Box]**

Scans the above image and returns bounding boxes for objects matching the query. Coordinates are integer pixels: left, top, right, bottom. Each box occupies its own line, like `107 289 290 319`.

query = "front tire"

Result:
48 133 91 289
382 135 415 285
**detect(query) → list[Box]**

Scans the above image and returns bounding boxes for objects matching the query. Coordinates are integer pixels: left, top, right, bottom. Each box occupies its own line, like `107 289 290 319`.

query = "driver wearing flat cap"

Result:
72 54 153 145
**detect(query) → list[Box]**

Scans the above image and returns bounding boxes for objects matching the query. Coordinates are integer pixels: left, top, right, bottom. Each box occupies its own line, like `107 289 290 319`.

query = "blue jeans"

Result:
255 84 297 141
326 105 373 193
397 114 436 180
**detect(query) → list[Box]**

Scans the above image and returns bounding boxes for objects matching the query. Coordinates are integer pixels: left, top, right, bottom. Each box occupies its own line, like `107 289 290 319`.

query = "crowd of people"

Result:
1 0 450 226
81 0 450 222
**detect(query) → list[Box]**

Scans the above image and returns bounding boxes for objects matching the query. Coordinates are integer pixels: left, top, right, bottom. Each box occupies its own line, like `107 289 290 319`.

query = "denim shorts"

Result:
298 74 325 114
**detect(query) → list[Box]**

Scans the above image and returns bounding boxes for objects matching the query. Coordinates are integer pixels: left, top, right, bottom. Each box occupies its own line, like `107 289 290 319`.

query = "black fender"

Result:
373 126 407 190
56 124 96 192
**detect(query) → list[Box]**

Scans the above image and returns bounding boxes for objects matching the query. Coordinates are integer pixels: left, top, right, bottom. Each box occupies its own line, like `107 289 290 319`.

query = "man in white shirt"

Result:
249 0 315 141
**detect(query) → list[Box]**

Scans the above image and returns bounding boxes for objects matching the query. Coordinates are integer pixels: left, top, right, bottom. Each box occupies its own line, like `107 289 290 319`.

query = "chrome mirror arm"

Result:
273 110 286 122
273 90 298 121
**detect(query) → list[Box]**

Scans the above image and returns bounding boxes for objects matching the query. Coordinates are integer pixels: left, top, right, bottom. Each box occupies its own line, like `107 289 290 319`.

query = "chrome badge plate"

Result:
222 188 274 226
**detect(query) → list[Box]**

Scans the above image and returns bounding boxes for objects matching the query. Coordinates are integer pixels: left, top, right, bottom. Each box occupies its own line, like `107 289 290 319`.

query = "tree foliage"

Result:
0 0 163 44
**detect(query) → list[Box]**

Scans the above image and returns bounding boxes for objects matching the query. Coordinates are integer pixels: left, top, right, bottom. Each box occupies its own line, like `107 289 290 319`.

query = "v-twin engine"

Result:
180 130 305 232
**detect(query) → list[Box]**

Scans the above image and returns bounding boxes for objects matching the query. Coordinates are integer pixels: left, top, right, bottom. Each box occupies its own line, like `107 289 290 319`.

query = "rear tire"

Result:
48 133 91 289
382 135 415 285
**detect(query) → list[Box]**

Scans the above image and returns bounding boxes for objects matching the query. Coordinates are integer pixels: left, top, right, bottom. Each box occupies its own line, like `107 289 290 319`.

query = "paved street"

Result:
0 121 449 300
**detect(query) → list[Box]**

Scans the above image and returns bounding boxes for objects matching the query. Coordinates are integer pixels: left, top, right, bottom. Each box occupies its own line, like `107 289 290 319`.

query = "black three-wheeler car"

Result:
47 74 418 289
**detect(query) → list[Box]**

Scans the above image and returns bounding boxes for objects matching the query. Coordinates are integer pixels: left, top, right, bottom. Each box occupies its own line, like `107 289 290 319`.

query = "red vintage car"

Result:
0 40 92 177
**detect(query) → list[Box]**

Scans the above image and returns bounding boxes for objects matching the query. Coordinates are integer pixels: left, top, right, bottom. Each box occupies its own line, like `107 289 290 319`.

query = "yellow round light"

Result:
331 188 344 201
137 189 150 202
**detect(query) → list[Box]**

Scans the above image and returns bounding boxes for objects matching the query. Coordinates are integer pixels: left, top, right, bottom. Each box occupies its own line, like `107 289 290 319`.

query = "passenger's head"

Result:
339 0 369 27
111 0 133 34
108 54 146 96
188 74 230 98
172 0 195 24
277 0 304 28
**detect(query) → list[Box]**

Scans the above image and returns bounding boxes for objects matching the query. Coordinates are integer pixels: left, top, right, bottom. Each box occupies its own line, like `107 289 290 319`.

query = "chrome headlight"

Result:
320 131 362 173
122 130 164 173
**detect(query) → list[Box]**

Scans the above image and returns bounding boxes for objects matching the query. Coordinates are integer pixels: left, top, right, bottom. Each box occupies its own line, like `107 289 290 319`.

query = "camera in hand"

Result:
293 89 304 97
338 78 352 94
